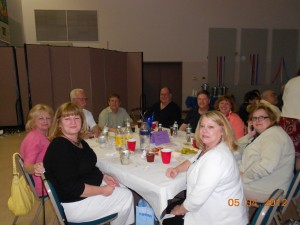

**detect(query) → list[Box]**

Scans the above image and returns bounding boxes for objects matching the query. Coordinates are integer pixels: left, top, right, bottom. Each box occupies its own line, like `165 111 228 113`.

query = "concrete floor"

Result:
1 132 300 225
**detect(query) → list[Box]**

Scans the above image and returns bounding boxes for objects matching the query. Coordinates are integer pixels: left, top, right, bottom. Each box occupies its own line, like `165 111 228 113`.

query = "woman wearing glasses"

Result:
239 104 295 202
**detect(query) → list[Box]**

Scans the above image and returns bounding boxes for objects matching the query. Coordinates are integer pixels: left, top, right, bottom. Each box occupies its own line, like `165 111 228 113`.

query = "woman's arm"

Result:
166 160 191 178
81 184 115 197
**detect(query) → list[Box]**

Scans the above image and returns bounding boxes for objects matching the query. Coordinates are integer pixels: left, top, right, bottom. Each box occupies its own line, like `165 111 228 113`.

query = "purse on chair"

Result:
8 153 35 216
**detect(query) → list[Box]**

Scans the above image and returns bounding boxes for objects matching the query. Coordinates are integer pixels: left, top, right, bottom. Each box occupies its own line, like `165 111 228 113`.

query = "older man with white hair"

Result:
70 88 101 137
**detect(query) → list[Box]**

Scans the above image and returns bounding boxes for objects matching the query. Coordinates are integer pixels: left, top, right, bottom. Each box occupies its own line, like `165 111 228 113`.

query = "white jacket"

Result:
183 142 248 225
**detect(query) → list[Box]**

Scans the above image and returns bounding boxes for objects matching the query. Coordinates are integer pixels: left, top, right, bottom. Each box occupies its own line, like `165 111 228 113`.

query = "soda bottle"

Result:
124 120 133 141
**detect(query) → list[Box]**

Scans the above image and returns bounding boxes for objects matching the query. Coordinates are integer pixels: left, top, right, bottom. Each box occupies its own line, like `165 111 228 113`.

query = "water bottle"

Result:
158 123 163 132
173 121 178 137
98 131 107 148
124 120 133 141
139 122 150 151
115 126 124 151
186 123 192 143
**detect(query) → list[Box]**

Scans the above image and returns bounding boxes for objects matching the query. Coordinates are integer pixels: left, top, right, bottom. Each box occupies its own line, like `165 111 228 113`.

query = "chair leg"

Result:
12 216 19 225
292 198 300 219
52 217 58 225
31 201 43 225
274 212 281 225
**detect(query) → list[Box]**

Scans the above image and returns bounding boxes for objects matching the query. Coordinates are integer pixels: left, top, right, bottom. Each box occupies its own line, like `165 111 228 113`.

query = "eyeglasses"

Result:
75 97 88 101
251 116 270 122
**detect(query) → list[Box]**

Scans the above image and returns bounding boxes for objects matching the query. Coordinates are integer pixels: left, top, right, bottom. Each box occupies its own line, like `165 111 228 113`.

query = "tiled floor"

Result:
1 132 300 224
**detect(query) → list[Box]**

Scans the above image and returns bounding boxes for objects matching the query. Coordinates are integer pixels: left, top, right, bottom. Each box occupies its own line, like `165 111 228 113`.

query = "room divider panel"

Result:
0 45 143 128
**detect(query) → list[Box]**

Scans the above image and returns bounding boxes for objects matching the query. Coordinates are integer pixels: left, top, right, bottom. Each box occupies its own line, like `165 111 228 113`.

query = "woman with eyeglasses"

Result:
239 103 295 202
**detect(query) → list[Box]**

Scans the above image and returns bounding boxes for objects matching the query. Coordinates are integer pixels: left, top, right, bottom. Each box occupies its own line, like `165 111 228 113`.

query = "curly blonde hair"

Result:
25 104 54 131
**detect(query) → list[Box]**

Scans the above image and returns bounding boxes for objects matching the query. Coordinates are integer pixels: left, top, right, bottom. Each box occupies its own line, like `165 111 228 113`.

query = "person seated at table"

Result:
164 111 248 225
239 104 295 203
44 102 134 225
215 95 245 139
145 87 181 128
20 104 53 196
238 90 260 126
179 90 210 133
280 72 300 170
98 93 131 132
70 88 101 137
260 88 281 122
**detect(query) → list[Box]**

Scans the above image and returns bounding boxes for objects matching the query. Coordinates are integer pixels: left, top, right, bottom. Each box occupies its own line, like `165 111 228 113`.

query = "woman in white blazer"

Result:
164 111 248 225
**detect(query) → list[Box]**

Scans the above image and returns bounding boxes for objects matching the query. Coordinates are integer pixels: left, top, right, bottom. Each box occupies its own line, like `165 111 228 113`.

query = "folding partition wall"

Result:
0 45 143 128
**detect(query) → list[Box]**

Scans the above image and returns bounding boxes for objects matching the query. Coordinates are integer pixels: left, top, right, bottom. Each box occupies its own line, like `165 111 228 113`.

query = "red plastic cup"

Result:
161 149 172 164
127 139 136 152
192 138 198 149
152 122 157 131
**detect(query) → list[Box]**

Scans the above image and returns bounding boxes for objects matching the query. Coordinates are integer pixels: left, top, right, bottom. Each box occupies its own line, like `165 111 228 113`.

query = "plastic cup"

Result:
120 150 130 165
152 122 157 131
161 149 172 164
127 139 136 152
146 151 155 163
192 138 198 149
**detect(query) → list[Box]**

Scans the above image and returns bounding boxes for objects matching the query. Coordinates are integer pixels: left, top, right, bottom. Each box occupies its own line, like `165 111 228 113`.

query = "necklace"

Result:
62 135 81 147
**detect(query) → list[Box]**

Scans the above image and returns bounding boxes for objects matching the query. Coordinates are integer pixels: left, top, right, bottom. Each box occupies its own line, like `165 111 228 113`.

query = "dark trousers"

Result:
162 199 185 225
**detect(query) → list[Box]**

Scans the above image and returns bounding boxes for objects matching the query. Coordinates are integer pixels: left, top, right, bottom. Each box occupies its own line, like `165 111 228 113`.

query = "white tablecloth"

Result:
86 131 195 220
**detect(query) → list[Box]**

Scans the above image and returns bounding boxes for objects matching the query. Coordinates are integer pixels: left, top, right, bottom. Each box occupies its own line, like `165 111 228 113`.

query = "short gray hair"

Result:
70 88 84 100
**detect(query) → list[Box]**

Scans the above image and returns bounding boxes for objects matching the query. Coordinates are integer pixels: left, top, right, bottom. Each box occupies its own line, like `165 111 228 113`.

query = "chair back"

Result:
15 154 40 200
42 174 67 225
251 189 284 225
280 170 300 215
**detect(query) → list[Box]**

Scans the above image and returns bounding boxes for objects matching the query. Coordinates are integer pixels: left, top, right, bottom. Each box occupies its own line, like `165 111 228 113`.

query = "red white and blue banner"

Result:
0 0 10 44
272 57 289 83
250 54 259 85
217 56 225 87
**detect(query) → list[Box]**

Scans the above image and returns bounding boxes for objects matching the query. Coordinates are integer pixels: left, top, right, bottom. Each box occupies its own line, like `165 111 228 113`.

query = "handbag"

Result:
7 153 35 216
136 199 158 225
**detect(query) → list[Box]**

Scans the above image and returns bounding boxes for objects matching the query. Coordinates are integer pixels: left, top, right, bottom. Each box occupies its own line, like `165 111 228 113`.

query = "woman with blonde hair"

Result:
20 104 53 196
44 102 134 225
164 111 248 225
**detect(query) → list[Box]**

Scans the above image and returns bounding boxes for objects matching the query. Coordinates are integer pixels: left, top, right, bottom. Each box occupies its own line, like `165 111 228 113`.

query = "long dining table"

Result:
85 130 196 222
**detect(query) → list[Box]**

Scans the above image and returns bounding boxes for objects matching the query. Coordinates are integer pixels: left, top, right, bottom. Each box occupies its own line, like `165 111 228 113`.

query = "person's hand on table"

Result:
171 204 187 216
166 167 178 179
104 174 120 187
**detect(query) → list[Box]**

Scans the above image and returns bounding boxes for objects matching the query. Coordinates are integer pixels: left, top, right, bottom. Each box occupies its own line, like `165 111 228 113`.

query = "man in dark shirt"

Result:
145 87 181 128
179 90 210 133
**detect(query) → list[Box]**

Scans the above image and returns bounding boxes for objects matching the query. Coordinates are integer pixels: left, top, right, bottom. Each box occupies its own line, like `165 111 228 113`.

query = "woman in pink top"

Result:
20 104 53 196
215 95 245 139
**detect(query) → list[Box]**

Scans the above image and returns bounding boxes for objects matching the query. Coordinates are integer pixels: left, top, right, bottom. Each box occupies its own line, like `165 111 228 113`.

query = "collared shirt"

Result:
98 106 130 128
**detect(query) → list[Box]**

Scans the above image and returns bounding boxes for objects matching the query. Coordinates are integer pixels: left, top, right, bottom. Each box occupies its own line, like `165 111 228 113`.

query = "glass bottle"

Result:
173 121 178 137
186 123 192 143
158 123 163 132
115 126 124 151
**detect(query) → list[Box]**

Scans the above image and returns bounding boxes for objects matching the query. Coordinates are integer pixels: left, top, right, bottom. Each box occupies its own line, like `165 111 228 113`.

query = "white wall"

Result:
13 0 300 108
